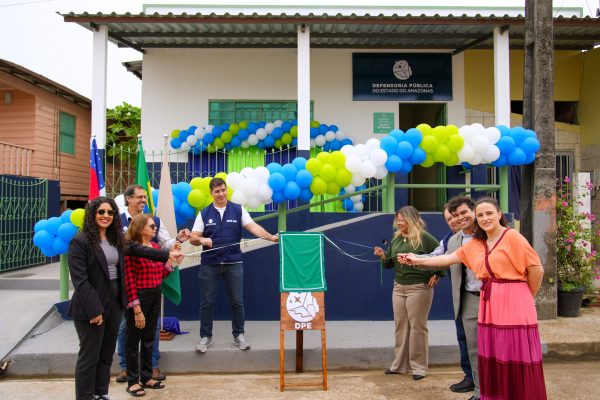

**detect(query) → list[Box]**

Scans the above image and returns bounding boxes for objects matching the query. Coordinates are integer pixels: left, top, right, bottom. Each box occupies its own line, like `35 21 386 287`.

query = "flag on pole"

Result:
157 136 182 305
89 135 106 200
135 136 155 215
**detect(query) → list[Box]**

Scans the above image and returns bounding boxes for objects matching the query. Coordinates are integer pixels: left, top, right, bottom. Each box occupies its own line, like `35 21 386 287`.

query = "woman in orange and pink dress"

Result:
402 197 547 400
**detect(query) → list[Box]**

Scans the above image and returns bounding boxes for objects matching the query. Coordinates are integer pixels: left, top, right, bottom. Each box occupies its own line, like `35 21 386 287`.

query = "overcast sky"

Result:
0 0 595 108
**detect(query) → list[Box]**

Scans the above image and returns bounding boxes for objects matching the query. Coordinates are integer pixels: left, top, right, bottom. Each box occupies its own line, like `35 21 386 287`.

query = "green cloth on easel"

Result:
279 232 327 292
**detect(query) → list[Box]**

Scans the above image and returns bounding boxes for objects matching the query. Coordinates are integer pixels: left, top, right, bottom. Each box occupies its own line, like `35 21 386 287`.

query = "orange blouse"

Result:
455 229 542 281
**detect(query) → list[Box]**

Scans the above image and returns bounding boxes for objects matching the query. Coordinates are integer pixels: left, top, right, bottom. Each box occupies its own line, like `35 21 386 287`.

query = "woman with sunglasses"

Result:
123 214 174 396
68 197 181 400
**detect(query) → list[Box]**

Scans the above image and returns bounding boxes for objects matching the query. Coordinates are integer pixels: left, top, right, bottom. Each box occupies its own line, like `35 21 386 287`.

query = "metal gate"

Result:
0 175 48 272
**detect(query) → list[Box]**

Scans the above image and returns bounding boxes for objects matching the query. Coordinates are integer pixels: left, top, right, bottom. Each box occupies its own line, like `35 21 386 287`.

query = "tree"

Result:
106 102 141 158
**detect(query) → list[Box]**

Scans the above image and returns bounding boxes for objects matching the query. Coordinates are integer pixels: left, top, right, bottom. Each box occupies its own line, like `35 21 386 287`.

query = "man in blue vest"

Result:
115 184 190 383
190 177 278 352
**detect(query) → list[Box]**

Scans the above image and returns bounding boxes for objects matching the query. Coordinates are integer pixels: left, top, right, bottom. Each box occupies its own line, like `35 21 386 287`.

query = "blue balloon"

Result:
508 148 527 165
33 230 54 248
178 203 196 220
46 217 62 236
202 134 215 145
318 124 329 134
525 129 537 138
61 210 73 224
510 127 528 145
380 136 398 155
341 138 353 147
281 164 298 182
152 189 159 207
462 162 472 170
266 162 282 174
389 129 405 142
257 140 266 149
52 237 69 255
220 123 230 132
496 136 516 154
291 138 298 147
268 173 286 191
191 146 201 156
178 130 190 141
40 244 58 257
283 181 301 200
323 142 331 151
405 128 423 147
296 170 313 188
173 196 181 212
34 219 48 233
171 138 182 149
385 154 403 173
175 214 186 227
173 182 192 200
396 142 414 159
212 126 223 138
491 154 508 167
258 121 266 128
281 121 292 132
272 127 283 139
247 122 258 133
291 157 307 170
524 152 536 165
342 198 354 211
330 139 342 151
310 127 319 138
188 125 197 134
224 143 232 151
399 161 414 174
298 188 313 202
496 125 510 136
264 135 275 147
230 137 241 148
409 148 427 165
272 190 286 204
57 223 78 242
329 125 339 133
520 137 540 154
237 129 249 140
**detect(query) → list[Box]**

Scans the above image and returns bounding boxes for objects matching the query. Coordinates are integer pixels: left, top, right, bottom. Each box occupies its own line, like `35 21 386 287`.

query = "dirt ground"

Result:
1 361 599 400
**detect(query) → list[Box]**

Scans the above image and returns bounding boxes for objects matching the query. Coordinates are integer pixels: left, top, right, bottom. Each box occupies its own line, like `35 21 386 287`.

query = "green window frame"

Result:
208 100 313 125
59 111 76 155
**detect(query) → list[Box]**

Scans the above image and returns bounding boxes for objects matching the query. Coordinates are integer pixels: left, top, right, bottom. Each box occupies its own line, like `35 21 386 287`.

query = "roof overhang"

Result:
61 12 600 54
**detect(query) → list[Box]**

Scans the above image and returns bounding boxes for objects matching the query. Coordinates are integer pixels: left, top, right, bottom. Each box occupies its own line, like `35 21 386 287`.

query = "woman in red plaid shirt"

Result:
123 214 174 396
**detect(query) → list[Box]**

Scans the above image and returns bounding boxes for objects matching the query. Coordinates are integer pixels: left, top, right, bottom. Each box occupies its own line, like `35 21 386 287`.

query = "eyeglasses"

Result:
148 224 157 230
97 209 115 216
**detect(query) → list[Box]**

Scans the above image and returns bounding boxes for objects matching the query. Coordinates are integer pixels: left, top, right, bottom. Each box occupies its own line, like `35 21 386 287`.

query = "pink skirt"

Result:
477 281 547 400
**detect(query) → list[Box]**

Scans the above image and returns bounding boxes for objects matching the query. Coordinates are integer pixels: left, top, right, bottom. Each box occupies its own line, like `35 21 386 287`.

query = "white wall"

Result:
141 48 466 155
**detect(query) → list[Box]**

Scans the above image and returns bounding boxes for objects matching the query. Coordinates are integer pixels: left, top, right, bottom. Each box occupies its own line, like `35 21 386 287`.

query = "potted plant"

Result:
556 176 600 317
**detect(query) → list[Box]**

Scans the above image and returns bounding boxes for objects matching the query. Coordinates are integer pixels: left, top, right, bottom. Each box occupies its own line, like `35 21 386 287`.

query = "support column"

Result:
493 26 511 212
92 26 108 150
297 25 311 159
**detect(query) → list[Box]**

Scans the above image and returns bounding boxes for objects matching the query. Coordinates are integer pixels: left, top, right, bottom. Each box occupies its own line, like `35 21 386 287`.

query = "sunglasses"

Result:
97 209 115 216
148 224 157 230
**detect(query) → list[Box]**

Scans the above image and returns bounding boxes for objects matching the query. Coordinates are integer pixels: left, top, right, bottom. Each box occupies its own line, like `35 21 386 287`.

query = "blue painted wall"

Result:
165 211 455 321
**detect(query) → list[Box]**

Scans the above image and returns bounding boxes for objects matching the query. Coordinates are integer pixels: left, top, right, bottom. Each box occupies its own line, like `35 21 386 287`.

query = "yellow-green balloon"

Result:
330 151 346 169
190 177 203 190
319 164 337 182
416 123 432 136
290 126 298 137
275 139 283 148
215 172 227 181
306 158 322 175
229 124 240 135
447 124 459 136
432 126 449 143
326 182 340 195
170 129 180 138
420 136 439 153
214 138 224 149
70 208 85 228
188 189 206 208
310 176 327 195
281 133 292 145
206 145 217 153
310 120 321 128
421 154 435 168
221 131 232 143
335 169 352 187
447 134 464 152
238 120 249 129
200 177 211 194
445 153 460 166
434 145 451 162
316 151 331 164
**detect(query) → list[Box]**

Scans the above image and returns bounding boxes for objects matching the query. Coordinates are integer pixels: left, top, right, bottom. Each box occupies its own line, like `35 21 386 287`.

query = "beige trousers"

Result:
390 282 434 376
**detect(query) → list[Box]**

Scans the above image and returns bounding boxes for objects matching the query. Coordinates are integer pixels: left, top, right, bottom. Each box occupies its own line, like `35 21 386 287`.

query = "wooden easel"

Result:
279 292 327 391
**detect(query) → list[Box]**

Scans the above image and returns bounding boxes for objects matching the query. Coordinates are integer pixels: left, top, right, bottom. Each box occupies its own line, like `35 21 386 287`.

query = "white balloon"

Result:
366 138 381 151
459 125 474 143
242 177 259 196
246 197 261 209
115 194 126 214
195 127 205 139
458 144 475 162
351 194 362 203
485 127 501 144
472 135 489 152
374 165 389 179
205 125 214 134
226 172 243 190
273 120 283 128
351 174 366 187
254 166 270 183
247 134 258 145
353 202 364 212
240 167 254 178
361 160 377 178
370 148 388 166
335 130 346 140
257 184 273 203
344 184 356 194
180 143 190 151
231 190 247 206
315 135 326 147
186 135 198 146
471 123 485 132
240 140 250 148
470 154 483 165
255 128 267 140
483 145 501 162
325 131 336 141
355 144 368 159
264 123 274 134
340 144 356 156
310 139 316 148
345 155 363 174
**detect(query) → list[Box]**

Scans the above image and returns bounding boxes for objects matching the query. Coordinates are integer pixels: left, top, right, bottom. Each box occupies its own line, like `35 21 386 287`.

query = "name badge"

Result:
226 219 238 223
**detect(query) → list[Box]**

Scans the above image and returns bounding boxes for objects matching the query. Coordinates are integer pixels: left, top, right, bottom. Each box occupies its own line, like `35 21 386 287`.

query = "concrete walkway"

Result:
1 263 599 377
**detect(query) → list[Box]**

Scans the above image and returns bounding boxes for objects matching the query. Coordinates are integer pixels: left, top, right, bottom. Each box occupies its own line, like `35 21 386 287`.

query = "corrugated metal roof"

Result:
0 58 91 109
61 12 600 53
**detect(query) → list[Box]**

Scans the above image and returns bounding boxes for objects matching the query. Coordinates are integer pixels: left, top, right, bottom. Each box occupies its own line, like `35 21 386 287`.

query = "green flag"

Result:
135 137 155 215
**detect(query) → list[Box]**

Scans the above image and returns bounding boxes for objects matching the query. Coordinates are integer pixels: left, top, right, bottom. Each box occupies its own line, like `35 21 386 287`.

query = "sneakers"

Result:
233 334 250 350
93 395 114 400
195 336 212 353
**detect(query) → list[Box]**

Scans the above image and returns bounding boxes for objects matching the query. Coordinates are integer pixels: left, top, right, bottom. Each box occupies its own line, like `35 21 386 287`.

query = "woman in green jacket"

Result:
374 206 442 380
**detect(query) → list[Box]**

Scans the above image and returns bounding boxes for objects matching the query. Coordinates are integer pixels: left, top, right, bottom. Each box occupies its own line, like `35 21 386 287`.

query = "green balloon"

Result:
190 177 203 190
70 208 85 228
335 169 352 187
310 120 321 128
447 134 464 152
434 145 451 162
330 151 346 169
310 176 327 195
316 151 331 164
306 158 322 175
221 131 232 143
420 136 439 153
290 126 298 137
416 123 432 136
320 164 337 182
214 138 225 149
421 154 435 168
188 189 206 208
432 126 449 143
281 133 292 145
229 124 240 135
326 182 340 195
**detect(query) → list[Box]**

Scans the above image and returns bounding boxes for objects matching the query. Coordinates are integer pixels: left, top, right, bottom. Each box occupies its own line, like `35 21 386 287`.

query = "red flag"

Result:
89 136 106 200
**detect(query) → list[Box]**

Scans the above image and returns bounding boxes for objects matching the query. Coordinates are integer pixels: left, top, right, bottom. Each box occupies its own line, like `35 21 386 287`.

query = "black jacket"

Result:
67 233 170 321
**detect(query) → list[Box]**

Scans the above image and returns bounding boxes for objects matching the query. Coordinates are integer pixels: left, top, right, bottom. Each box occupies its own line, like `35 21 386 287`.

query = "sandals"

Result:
141 379 165 389
126 385 146 397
